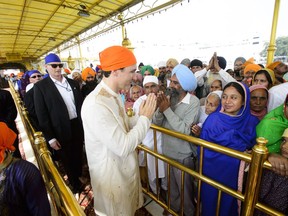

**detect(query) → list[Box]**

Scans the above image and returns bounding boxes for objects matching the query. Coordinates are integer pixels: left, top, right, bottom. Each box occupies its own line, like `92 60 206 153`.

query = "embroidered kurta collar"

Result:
100 80 119 98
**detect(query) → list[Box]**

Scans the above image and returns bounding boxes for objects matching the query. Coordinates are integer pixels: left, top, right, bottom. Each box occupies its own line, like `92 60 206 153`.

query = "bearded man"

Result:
153 64 200 215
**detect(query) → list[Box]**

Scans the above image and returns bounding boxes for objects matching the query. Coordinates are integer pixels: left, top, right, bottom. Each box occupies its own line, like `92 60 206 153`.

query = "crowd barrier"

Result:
137 123 284 216
10 81 284 216
9 81 85 216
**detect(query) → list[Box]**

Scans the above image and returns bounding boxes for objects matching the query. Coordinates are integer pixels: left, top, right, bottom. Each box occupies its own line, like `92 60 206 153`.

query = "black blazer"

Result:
0 89 17 132
33 77 83 144
24 88 40 130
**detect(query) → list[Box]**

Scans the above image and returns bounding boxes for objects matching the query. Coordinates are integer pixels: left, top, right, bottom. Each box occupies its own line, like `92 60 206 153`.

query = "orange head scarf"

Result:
99 46 136 71
64 68 71 74
242 57 255 68
17 72 24 79
0 122 16 163
81 67 96 81
266 61 281 70
244 64 262 74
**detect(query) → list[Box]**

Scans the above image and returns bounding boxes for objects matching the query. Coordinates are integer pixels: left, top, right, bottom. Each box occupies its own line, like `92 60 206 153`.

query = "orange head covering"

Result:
81 67 96 81
17 72 24 79
64 68 71 74
266 61 281 70
244 64 262 74
242 57 255 69
99 46 136 71
0 122 16 163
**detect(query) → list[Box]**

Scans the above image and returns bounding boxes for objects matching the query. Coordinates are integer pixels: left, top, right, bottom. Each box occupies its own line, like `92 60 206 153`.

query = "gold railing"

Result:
138 124 284 216
8 81 85 216
10 80 284 216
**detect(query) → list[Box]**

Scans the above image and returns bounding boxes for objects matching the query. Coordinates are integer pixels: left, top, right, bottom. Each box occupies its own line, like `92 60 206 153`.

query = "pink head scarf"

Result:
249 84 269 120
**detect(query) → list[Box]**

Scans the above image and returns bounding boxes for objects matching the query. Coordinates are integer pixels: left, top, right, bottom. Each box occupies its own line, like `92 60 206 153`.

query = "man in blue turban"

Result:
153 64 200 215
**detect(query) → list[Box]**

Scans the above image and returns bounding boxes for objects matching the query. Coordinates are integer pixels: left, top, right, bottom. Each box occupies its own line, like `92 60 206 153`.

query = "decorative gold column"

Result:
67 52 75 70
266 0 280 65
118 13 134 52
76 36 84 70
56 48 61 58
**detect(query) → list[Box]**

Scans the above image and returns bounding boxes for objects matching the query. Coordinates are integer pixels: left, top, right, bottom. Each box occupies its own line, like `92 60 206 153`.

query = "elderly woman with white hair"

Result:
191 90 222 137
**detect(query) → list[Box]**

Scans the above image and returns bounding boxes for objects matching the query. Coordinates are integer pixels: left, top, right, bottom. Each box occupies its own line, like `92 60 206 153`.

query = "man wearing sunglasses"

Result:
34 53 85 194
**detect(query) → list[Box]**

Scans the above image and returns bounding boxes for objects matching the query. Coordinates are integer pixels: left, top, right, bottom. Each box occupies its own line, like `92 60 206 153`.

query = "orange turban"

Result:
266 61 281 70
17 72 24 78
244 64 262 74
64 68 71 74
99 46 136 71
242 57 255 69
81 67 96 81
0 122 16 163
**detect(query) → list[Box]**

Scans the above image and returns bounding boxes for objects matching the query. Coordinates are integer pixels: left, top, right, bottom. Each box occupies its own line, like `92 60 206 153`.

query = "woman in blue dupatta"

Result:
199 81 259 216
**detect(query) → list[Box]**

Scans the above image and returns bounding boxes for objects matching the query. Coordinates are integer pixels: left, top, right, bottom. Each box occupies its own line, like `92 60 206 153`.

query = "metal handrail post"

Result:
241 137 269 215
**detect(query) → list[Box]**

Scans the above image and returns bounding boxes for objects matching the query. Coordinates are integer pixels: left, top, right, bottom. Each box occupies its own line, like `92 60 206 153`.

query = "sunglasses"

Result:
48 64 64 68
30 75 42 78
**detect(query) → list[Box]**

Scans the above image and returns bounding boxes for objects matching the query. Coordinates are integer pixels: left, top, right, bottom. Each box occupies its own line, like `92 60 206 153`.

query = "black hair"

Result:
102 67 125 78
211 79 223 88
226 69 234 73
284 94 288 119
103 71 110 78
190 59 203 68
223 82 245 102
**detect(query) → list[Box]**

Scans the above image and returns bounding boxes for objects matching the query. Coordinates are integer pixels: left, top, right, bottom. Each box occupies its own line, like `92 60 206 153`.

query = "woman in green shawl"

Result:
256 94 288 153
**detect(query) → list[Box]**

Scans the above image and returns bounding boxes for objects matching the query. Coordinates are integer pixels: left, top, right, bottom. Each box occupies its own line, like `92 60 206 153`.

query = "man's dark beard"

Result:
86 80 97 86
168 88 180 108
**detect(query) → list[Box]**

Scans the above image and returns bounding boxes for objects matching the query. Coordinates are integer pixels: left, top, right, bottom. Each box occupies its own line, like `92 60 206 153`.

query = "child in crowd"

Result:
191 90 222 137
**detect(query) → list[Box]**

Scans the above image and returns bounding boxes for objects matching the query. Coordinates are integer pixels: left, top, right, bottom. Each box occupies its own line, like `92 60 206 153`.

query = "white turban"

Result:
143 75 158 86
157 61 166 68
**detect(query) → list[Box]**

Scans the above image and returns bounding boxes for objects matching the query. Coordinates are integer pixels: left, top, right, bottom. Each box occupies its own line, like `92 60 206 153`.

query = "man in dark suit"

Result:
34 53 84 193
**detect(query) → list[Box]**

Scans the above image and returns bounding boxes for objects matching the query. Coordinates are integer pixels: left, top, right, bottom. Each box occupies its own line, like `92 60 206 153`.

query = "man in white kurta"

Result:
133 76 165 194
81 46 157 216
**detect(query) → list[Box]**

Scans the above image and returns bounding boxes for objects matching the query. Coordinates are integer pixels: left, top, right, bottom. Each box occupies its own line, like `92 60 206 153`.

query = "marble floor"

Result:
16 108 167 216
143 194 165 216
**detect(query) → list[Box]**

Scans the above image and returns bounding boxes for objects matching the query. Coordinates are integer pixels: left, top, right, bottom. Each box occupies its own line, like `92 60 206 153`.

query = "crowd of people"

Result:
1 46 288 215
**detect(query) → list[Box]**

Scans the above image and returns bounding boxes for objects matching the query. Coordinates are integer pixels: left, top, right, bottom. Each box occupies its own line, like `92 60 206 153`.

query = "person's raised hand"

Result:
191 124 201 137
206 54 214 71
213 52 221 72
139 93 157 119
50 140 61 150
157 91 170 113
268 153 288 176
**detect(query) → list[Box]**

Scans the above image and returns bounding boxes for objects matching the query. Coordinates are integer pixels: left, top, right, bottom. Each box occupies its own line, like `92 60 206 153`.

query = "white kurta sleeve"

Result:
218 69 236 83
82 102 151 158
194 68 208 86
